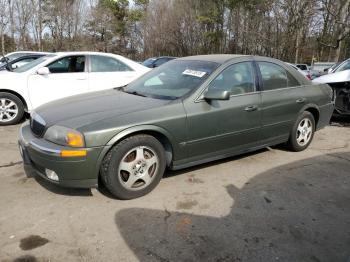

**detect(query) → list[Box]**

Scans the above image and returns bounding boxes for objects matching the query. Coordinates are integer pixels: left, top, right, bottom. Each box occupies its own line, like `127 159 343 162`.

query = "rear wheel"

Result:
0 92 25 126
287 111 315 152
101 134 166 199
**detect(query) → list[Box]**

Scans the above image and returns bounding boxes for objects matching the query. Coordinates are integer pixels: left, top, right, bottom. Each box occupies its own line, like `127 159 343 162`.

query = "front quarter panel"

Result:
79 102 188 162
0 72 32 110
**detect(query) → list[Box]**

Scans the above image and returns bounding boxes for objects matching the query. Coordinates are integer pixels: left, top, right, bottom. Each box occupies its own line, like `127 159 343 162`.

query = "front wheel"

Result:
101 134 166 199
287 111 315 152
0 92 25 126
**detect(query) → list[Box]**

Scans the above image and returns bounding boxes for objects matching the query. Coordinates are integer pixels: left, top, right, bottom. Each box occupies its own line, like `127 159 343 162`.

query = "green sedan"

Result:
19 55 335 199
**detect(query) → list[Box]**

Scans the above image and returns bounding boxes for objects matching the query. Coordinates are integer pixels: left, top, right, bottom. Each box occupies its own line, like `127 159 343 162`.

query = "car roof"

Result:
158 56 176 59
178 54 248 64
6 51 50 55
55 51 122 56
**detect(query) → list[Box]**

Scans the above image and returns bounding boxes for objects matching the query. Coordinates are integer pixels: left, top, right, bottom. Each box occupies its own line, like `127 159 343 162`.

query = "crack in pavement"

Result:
0 161 23 169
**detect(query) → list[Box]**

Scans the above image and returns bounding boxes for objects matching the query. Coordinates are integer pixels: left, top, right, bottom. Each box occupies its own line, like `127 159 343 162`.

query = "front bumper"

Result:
18 122 107 188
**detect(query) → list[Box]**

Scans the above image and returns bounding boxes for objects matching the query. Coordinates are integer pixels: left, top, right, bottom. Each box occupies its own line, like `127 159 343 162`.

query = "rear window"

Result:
297 64 308 71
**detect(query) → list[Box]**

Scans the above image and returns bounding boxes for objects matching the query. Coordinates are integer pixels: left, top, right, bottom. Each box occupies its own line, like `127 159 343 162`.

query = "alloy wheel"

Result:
0 98 18 123
296 118 313 146
118 146 159 191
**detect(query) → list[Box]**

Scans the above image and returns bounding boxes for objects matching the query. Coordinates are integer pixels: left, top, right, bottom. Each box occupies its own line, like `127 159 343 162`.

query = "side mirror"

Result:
37 67 50 75
204 89 230 101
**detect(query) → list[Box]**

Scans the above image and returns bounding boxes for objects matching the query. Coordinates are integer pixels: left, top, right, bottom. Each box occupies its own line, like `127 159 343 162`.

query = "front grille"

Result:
30 114 46 137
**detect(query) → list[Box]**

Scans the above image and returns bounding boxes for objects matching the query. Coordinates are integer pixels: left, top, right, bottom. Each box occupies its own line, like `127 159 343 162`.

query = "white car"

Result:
285 63 311 80
0 51 50 66
0 52 150 125
313 67 350 116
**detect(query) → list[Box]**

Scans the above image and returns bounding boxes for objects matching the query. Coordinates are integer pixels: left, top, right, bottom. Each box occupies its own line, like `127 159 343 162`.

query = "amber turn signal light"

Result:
60 150 87 157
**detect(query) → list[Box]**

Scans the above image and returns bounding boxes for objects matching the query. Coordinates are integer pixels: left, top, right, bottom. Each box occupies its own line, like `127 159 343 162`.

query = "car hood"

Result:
312 70 350 84
35 89 171 128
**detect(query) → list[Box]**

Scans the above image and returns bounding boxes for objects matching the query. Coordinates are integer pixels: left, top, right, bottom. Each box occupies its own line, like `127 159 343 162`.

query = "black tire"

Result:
100 134 166 200
0 92 25 126
287 111 315 152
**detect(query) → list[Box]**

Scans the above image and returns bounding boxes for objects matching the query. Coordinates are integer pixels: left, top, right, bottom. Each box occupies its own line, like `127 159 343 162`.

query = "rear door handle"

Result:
296 98 306 104
244 105 258 112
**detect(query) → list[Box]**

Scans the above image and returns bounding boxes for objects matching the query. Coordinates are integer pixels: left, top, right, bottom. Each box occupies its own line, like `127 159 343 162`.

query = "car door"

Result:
257 60 306 141
28 55 88 109
183 61 262 160
88 55 137 91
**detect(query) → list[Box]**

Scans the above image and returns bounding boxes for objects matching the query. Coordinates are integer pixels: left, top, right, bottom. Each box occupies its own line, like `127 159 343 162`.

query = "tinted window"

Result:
48 56 85 73
142 58 156 67
154 58 169 67
91 55 132 72
258 62 299 90
209 62 255 95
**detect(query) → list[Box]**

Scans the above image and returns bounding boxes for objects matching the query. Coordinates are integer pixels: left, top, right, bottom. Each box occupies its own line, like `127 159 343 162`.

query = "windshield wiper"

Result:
114 84 128 91
124 90 147 97
114 85 147 97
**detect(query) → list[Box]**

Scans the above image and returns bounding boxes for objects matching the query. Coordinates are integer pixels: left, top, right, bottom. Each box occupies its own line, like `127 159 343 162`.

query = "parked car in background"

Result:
329 58 350 74
0 52 150 125
295 63 310 72
286 63 311 80
0 54 47 71
324 62 341 74
0 51 50 67
313 62 350 116
19 54 334 199
142 56 176 68
310 62 335 79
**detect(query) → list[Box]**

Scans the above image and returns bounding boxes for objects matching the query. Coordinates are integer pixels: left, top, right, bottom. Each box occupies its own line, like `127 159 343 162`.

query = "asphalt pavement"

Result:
0 119 349 262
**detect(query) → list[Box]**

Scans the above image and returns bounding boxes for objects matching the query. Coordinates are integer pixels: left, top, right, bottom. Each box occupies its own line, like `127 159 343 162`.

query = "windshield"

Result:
13 55 56 73
142 58 157 67
125 60 219 100
335 60 350 73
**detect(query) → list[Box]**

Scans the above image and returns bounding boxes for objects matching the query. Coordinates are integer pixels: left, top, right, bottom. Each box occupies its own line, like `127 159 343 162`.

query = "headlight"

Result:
44 125 85 148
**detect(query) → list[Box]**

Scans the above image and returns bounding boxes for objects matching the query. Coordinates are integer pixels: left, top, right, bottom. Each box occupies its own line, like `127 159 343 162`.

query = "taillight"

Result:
306 74 311 80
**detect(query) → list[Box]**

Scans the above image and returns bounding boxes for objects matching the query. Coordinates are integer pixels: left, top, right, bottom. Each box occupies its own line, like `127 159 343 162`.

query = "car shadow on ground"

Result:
114 152 350 262
331 115 350 127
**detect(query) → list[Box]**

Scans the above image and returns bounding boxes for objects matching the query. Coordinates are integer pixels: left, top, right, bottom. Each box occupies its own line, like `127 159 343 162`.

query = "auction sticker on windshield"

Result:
182 69 207 78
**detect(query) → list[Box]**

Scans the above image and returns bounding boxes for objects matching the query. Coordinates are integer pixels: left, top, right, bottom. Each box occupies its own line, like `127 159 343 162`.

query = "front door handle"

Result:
244 105 258 112
296 98 306 104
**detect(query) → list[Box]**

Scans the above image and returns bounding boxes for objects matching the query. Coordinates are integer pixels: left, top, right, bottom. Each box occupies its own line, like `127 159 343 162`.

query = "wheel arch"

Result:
303 105 320 127
297 104 320 127
0 89 28 111
105 125 175 167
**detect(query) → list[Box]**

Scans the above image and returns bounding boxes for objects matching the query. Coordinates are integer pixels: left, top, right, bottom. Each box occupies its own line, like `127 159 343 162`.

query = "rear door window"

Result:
90 55 132 72
258 62 300 91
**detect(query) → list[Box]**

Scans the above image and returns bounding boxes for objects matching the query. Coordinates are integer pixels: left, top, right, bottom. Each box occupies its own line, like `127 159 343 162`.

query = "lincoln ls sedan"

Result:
19 55 335 199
